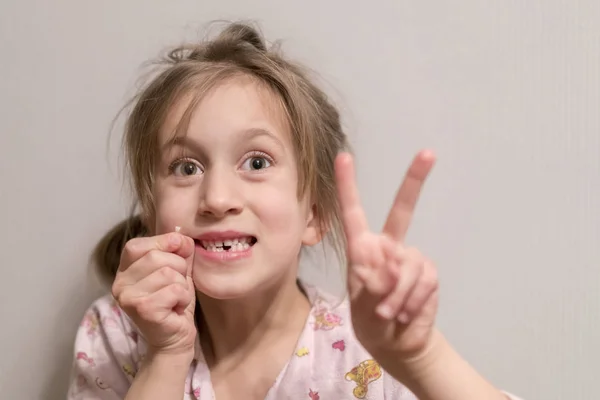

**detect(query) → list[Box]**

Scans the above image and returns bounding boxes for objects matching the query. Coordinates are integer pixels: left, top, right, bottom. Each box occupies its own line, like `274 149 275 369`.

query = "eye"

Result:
241 153 272 171
169 159 203 177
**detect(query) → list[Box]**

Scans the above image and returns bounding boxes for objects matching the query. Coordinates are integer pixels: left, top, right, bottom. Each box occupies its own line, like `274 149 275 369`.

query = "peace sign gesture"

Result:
335 150 439 362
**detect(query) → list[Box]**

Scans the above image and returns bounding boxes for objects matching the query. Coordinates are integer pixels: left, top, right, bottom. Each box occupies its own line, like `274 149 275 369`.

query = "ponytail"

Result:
92 215 148 285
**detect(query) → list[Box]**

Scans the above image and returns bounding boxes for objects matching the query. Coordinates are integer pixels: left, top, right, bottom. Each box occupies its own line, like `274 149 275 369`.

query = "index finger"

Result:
382 150 436 242
119 232 194 271
335 152 370 243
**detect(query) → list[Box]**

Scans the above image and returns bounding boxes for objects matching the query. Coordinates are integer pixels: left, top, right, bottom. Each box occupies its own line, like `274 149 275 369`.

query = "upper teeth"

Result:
202 237 252 248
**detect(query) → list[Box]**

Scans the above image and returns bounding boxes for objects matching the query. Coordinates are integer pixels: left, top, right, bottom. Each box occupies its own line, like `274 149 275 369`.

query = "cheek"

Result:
251 182 308 235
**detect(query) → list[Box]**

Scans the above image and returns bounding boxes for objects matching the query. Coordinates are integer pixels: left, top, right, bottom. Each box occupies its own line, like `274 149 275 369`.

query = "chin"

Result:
191 271 271 300
190 239 299 300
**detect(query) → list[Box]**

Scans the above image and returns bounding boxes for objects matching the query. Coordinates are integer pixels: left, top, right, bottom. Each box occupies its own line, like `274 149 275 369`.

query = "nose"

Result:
198 168 243 218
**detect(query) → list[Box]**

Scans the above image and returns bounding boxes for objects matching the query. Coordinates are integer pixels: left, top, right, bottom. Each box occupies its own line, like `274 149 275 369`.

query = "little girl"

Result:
67 22 523 400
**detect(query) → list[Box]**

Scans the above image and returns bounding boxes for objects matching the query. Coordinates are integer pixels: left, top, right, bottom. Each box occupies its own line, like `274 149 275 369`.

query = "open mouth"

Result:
195 236 257 253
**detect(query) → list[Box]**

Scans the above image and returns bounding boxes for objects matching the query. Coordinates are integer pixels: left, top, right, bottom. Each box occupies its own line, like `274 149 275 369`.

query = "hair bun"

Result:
214 22 268 52
166 22 269 64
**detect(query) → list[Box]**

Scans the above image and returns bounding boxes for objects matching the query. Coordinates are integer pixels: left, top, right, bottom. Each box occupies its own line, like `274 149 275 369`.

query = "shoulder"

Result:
76 293 143 355
67 294 146 399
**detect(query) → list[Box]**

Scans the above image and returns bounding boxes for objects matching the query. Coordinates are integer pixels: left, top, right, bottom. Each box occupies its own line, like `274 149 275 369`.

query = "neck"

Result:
196 276 311 367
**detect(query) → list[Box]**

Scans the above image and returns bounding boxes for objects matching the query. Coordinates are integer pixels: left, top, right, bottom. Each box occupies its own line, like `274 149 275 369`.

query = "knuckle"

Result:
174 283 192 302
120 238 143 269
171 283 186 296
159 266 177 281
183 289 194 305
110 283 121 301
117 261 128 274
111 276 127 300
175 258 188 275
122 239 140 258
135 296 153 319
146 249 162 265
115 290 133 309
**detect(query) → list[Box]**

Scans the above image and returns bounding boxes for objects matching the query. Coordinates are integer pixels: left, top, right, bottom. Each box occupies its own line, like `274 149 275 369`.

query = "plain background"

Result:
1 1 598 399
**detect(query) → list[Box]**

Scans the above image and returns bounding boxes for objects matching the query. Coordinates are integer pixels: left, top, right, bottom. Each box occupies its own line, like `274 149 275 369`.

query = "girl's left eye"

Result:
241 155 272 171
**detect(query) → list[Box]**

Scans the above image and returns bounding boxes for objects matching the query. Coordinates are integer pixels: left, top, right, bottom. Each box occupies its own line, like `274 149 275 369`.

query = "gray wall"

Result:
1 1 598 399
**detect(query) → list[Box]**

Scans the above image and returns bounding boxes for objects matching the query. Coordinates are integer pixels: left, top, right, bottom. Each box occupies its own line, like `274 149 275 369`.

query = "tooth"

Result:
200 237 255 252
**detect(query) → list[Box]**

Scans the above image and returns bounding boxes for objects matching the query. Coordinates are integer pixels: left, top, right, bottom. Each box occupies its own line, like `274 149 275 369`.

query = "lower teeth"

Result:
206 243 250 252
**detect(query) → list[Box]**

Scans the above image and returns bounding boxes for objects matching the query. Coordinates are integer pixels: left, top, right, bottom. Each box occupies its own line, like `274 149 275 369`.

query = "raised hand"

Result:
335 150 439 361
111 231 197 356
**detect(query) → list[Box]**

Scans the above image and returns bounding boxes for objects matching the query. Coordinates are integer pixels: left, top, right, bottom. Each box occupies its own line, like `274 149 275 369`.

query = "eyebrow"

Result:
162 127 285 151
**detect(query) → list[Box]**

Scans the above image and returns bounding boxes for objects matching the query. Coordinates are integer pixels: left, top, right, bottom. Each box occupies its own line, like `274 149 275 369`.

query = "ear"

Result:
301 204 325 246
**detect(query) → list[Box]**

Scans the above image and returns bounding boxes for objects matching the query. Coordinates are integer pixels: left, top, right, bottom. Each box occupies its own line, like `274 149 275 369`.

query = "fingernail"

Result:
398 312 410 324
376 304 394 320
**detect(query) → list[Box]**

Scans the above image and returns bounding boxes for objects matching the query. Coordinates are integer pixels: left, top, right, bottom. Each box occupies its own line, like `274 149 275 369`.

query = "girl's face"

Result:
152 77 321 299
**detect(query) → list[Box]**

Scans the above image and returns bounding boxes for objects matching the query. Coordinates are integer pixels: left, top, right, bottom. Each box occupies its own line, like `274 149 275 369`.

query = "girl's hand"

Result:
111 232 197 357
335 150 439 362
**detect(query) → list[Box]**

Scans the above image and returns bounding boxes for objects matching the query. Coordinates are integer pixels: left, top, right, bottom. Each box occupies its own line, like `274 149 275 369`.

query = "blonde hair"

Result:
93 21 350 284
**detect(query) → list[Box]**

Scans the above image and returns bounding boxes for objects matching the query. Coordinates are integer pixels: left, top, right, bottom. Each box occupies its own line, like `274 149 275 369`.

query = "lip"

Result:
195 244 253 262
194 230 255 241
193 230 256 262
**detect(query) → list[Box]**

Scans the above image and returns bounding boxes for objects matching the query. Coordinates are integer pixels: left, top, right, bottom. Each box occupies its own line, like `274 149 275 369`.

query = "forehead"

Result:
159 75 291 146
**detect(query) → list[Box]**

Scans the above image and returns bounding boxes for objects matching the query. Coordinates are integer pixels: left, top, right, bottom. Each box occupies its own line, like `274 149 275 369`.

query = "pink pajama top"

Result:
67 283 522 400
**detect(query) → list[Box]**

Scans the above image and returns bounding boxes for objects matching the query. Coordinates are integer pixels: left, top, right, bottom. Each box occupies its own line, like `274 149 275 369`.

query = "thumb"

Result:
185 275 197 315
172 226 195 277
184 248 196 316
172 235 195 278
186 241 195 278
172 227 197 317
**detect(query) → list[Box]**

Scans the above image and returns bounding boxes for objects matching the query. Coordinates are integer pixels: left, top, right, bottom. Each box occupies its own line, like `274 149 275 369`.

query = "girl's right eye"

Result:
169 159 203 177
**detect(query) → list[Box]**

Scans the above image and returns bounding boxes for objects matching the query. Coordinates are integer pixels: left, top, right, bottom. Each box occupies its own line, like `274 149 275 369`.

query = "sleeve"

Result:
66 295 143 400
